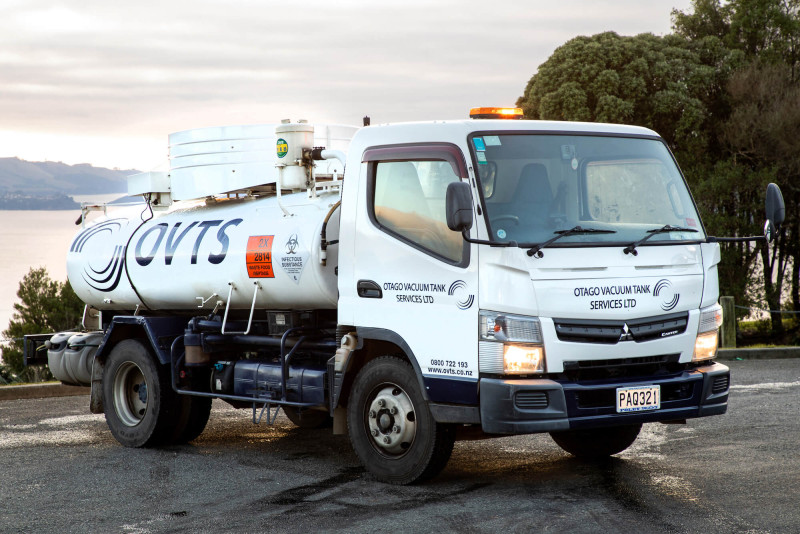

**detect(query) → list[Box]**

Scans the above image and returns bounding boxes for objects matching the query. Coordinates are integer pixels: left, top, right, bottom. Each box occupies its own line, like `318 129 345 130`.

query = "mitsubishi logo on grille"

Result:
619 323 634 342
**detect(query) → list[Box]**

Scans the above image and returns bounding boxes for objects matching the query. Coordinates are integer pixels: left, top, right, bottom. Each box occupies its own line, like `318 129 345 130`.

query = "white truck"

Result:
27 109 785 484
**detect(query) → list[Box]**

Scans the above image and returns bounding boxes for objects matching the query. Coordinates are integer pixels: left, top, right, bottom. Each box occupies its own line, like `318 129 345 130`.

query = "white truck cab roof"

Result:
349 119 660 149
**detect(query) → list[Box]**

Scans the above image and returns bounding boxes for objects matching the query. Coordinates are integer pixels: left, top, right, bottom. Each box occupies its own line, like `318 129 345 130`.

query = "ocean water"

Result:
0 194 125 343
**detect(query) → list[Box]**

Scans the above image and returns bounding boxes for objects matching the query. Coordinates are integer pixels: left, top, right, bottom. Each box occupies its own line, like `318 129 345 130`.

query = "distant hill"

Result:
0 191 79 210
0 158 139 196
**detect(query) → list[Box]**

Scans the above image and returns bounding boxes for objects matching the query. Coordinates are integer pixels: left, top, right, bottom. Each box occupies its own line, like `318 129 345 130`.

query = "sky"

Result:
0 0 693 171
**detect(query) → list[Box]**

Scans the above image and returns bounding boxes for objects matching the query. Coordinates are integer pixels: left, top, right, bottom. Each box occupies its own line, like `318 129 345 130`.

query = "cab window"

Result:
373 159 464 263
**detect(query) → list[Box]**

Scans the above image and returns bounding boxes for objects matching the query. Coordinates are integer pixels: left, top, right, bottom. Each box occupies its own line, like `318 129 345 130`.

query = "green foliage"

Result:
722 60 799 327
674 0 800 62
676 0 800 332
723 61 800 166
727 0 800 60
0 267 84 383
672 0 730 41
738 315 798 346
517 0 800 336
691 160 777 309
517 32 731 159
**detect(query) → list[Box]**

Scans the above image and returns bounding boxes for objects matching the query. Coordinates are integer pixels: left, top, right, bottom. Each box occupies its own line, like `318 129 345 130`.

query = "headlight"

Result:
480 311 545 374
503 343 545 374
693 330 718 362
693 304 722 362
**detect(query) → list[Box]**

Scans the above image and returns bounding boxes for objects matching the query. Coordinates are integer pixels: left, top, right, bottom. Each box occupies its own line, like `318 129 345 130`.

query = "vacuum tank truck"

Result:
26 109 786 484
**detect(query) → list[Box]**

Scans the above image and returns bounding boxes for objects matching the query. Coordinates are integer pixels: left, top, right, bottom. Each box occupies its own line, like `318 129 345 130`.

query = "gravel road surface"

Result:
0 359 797 533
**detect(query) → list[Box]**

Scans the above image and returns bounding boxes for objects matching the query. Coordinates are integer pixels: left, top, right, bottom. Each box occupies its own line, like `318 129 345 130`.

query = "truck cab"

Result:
336 120 729 477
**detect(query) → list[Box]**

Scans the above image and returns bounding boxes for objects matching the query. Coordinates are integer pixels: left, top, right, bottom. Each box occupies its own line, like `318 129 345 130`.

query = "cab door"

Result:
347 143 479 404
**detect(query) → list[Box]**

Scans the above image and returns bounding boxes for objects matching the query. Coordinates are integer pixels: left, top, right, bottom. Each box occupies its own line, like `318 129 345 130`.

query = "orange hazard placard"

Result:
246 235 274 278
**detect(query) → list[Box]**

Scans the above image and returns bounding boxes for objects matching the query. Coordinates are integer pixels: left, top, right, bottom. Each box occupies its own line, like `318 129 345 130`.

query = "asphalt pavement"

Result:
0 359 798 533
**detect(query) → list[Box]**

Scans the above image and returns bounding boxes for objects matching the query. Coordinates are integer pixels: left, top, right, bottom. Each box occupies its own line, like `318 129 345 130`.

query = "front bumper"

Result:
480 362 729 434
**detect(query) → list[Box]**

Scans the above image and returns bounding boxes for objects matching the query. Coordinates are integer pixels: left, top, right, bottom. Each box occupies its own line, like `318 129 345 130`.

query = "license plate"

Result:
616 385 660 413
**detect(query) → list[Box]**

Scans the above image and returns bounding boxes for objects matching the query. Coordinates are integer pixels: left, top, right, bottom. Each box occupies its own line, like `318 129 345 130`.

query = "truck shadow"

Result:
156 414 700 532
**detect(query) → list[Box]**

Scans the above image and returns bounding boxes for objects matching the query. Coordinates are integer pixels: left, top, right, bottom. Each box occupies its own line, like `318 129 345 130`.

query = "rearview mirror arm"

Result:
706 235 766 243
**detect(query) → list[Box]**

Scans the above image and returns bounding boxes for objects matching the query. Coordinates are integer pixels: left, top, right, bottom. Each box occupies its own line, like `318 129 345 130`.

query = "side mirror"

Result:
765 183 785 242
446 181 474 232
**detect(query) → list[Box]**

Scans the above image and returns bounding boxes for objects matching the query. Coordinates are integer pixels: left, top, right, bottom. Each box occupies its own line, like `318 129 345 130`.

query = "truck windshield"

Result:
472 133 705 247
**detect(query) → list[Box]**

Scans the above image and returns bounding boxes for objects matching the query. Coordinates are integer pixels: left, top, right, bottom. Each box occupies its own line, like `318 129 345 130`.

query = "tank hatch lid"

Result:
128 171 170 196
167 123 358 200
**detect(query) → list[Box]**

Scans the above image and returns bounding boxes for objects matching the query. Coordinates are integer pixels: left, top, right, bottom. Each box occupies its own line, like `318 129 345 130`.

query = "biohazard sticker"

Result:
246 235 275 278
279 232 308 284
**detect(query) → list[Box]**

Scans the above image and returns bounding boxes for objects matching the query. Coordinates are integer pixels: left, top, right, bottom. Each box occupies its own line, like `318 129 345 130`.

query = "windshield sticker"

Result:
571 158 579 170
484 136 501 146
496 229 507 239
473 137 486 151
476 151 487 164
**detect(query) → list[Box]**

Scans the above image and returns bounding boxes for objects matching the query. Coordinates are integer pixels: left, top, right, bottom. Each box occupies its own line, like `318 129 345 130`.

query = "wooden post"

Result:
720 296 736 348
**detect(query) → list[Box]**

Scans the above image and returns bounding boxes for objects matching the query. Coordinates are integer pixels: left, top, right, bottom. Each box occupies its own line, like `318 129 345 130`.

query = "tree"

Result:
674 0 800 65
672 0 731 42
516 31 738 164
673 0 800 334
720 61 800 330
0 267 84 383
516 31 760 308
518 1 800 336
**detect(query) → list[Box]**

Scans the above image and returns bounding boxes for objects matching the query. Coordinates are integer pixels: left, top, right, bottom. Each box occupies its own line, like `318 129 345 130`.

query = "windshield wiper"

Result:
527 226 616 257
623 224 699 256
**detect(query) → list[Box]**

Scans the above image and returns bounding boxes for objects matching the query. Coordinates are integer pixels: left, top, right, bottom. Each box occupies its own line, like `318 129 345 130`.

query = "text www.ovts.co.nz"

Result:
426 367 473 377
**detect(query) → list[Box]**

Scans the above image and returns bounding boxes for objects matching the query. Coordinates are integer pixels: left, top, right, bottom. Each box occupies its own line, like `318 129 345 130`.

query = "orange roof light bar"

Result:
469 107 524 120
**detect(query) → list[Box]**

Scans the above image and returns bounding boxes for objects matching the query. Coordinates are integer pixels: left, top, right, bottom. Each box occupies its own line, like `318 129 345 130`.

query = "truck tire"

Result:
347 356 455 484
102 339 181 448
283 407 333 429
550 424 642 458
172 396 212 444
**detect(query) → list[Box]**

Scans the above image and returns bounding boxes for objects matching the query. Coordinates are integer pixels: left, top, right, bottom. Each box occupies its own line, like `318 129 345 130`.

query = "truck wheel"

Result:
550 424 642 458
172 396 212 444
283 407 333 429
347 356 455 484
103 339 180 448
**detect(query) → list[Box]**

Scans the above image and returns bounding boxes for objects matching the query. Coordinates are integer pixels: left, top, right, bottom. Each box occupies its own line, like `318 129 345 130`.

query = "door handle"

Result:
357 279 382 299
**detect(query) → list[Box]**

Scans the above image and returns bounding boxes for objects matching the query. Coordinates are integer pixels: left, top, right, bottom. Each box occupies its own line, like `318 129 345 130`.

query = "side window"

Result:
373 159 464 263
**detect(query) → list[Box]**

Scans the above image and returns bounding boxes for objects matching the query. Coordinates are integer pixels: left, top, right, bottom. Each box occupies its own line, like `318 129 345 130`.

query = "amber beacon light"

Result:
469 107 524 119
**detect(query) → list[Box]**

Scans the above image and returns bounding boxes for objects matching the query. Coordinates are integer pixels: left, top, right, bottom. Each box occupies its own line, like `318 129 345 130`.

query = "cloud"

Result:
0 0 692 168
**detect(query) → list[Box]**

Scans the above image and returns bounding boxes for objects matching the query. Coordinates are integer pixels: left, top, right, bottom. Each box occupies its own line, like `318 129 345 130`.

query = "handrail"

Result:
221 281 261 335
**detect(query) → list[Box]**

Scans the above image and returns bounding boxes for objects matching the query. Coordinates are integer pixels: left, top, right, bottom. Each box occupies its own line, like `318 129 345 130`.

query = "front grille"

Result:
562 353 682 381
515 391 549 409
712 375 730 394
554 312 689 344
